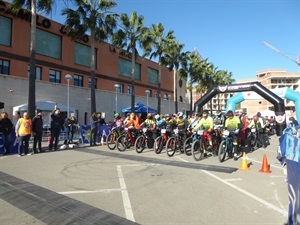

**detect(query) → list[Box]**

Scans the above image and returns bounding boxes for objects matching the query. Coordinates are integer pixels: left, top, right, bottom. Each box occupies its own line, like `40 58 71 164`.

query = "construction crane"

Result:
262 41 300 66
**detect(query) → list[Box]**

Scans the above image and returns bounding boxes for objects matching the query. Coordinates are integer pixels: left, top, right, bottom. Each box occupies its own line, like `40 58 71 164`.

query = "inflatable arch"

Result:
194 82 286 136
226 87 300 124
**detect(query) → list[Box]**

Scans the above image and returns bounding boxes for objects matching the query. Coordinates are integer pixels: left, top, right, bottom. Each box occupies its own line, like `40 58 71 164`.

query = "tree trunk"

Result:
90 30 96 114
28 0 36 119
131 44 136 113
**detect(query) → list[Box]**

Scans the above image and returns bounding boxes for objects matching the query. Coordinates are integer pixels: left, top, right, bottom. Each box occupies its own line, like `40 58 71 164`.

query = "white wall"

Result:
0 74 189 124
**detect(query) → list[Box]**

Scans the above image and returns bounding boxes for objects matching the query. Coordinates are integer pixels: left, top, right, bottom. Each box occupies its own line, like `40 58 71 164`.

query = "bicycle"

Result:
135 127 155 153
191 128 219 161
183 129 194 156
116 128 140 152
218 129 239 162
166 128 185 157
106 127 124 150
153 128 171 154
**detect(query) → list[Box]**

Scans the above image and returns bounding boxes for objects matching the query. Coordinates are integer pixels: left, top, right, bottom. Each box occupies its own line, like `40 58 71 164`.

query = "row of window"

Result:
0 59 173 100
0 15 160 84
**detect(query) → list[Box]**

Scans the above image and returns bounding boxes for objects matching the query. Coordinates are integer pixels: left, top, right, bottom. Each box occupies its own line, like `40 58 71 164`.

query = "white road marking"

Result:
58 188 122 195
223 178 243 182
117 165 135 222
176 157 288 216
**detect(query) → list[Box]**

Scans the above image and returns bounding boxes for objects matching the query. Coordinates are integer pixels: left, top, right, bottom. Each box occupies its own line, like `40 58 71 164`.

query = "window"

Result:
74 75 83 87
0 59 9 75
163 93 168 100
0 16 12 46
36 29 62 59
74 42 97 68
49 69 61 83
118 58 141 80
147 68 158 84
27 65 42 80
115 84 124 93
88 78 97 89
127 85 132 95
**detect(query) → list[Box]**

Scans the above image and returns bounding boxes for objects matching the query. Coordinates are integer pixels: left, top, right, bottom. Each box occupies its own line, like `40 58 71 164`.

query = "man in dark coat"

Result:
49 106 64 151
32 109 44 153
0 112 14 154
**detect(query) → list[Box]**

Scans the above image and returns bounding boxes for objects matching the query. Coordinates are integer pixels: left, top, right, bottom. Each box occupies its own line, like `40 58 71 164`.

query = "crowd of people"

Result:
1 106 299 157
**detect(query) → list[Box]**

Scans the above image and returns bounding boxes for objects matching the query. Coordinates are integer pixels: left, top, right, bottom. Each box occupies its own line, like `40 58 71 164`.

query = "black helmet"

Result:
257 112 261 117
203 110 209 114
226 110 233 116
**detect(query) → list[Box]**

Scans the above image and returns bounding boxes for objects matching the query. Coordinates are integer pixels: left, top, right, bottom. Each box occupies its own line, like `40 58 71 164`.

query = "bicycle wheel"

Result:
218 140 227 163
166 137 176 157
154 136 164 154
116 134 129 152
106 131 117 150
183 137 193 156
135 136 145 153
192 139 203 161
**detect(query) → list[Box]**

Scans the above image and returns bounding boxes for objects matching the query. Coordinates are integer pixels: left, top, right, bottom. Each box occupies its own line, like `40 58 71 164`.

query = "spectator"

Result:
49 106 65 151
0 112 14 155
32 109 44 153
66 113 79 144
90 112 100 146
15 112 32 156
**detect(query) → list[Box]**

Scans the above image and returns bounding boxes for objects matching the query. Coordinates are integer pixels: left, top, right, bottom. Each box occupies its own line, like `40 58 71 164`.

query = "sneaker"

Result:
18 154 21 157
27 153 33 156
21 153 25 156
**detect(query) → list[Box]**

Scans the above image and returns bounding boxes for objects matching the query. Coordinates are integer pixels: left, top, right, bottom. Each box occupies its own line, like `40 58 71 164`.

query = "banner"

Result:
286 159 300 225
80 124 111 144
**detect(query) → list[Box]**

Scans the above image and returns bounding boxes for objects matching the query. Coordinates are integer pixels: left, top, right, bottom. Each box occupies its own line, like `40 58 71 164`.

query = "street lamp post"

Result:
168 94 171 113
114 84 120 113
65 74 72 118
145 90 150 114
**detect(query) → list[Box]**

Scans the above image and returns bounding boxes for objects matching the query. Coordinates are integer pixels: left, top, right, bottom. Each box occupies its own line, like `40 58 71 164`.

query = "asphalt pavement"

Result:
0 135 289 225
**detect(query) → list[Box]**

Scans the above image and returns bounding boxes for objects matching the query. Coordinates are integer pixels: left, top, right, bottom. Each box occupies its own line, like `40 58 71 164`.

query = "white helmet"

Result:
177 112 183 117
154 114 160 120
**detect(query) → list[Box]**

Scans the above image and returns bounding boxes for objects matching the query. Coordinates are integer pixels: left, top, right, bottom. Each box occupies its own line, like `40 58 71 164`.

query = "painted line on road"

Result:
58 188 122 195
117 165 135 222
223 178 243 182
177 157 288 217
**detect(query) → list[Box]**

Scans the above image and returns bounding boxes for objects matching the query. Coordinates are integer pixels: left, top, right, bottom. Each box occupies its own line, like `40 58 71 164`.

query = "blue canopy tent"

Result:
121 102 157 114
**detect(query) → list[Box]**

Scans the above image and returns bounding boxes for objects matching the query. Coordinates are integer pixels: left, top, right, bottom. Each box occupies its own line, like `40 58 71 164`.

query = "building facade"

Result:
238 69 300 117
0 1 187 124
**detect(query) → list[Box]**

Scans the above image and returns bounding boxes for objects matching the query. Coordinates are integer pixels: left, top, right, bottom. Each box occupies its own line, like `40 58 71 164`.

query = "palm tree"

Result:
10 0 54 118
62 0 118 114
163 40 185 113
112 11 148 113
179 51 204 112
143 23 175 114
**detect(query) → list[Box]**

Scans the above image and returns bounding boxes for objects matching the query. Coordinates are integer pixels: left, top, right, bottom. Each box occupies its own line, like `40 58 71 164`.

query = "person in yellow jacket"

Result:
15 112 32 156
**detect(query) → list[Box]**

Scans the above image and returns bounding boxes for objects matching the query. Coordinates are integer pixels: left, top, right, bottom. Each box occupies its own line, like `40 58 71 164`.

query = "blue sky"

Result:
49 0 300 81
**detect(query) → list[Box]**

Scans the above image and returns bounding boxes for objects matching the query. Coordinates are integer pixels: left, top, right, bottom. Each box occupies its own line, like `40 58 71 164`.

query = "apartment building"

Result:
0 1 187 123
238 69 300 117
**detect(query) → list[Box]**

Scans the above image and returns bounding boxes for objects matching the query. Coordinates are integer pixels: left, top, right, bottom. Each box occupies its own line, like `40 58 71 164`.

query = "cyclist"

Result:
176 112 188 142
112 113 123 131
193 110 214 155
224 110 241 160
248 115 266 148
125 113 141 138
214 110 226 127
140 113 156 131
154 114 165 139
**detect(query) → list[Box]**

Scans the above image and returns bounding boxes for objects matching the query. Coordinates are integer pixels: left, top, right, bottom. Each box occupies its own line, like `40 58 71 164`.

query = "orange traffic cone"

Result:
259 154 272 173
239 152 250 171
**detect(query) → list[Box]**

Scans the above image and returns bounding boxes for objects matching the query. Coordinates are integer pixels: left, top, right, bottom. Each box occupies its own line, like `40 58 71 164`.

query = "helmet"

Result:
257 112 261 117
253 115 258 121
226 110 233 116
289 117 295 121
154 114 160 120
114 113 120 117
164 113 170 118
177 112 183 117
203 110 209 114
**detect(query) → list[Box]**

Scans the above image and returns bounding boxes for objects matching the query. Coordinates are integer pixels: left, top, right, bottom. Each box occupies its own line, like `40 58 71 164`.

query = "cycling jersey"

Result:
143 119 155 128
194 116 213 131
225 116 240 131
